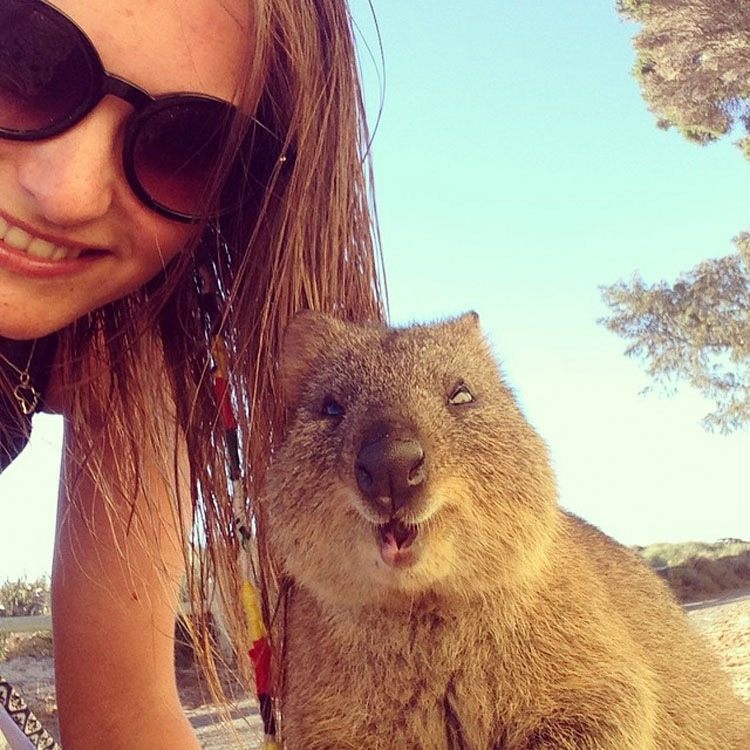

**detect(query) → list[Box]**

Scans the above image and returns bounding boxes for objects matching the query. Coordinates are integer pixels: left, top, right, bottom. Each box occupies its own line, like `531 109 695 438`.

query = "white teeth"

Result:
27 238 57 260
0 217 76 260
4 226 32 251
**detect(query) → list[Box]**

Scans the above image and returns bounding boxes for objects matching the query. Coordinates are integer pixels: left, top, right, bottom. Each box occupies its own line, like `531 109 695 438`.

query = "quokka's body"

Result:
263 312 749 750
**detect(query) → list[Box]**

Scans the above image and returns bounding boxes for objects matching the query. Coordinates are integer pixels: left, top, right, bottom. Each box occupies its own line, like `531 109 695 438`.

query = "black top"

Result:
0 334 58 474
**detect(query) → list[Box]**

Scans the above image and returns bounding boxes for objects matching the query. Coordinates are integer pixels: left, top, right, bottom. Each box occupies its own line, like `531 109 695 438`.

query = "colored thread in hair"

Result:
199 265 278 748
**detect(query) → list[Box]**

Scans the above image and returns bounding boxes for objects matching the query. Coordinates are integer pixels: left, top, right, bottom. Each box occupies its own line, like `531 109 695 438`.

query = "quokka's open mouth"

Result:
378 518 418 550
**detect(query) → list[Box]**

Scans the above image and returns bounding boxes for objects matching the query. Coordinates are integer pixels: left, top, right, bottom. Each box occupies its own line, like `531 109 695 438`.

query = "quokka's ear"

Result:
457 310 480 328
450 310 480 335
280 311 346 408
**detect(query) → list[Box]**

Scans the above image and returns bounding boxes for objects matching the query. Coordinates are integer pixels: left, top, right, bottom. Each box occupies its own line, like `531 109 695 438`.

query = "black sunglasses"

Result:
0 0 284 223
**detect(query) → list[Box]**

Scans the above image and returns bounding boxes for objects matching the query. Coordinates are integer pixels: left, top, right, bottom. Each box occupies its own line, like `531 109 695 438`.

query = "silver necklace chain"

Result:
0 339 40 416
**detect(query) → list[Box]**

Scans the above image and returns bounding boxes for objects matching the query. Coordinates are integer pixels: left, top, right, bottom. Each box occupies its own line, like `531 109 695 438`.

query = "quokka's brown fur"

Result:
262 311 750 750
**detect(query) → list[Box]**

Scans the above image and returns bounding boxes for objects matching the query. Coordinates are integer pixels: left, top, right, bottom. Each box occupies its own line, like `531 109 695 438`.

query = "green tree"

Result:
600 235 750 432
603 2 750 431
617 0 750 152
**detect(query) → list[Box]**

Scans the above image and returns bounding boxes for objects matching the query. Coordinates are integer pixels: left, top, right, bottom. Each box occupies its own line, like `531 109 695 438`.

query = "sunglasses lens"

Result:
132 99 278 220
0 2 96 136
131 99 237 219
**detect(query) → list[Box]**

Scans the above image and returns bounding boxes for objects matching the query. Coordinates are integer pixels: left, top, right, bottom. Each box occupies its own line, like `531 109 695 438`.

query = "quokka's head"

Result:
263 312 559 608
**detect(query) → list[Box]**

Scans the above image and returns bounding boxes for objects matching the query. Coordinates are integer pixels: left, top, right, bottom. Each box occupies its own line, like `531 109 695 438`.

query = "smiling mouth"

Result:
377 518 420 568
0 215 103 261
378 518 419 550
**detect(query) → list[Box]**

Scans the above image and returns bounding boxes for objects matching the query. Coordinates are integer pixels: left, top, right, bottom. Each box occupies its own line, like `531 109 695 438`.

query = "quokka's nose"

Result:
355 436 426 514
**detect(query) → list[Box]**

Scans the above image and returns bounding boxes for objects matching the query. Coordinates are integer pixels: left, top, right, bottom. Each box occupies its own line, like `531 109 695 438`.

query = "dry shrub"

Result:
0 577 51 617
660 553 750 603
0 631 54 661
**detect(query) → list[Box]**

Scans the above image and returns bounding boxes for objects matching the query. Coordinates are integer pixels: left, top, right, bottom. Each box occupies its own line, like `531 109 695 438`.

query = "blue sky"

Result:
1 0 749 580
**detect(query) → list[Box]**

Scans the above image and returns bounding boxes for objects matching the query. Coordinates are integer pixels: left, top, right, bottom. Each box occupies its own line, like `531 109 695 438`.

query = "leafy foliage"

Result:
0 631 54 662
0 577 51 617
600 235 750 431
607 4 750 428
617 0 750 149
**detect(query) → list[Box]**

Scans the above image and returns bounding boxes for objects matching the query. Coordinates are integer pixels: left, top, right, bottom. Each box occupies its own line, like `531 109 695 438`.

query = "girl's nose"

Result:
15 99 128 227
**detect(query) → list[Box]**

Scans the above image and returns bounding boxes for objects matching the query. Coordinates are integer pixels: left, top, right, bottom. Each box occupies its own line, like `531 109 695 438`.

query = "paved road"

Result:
682 586 750 613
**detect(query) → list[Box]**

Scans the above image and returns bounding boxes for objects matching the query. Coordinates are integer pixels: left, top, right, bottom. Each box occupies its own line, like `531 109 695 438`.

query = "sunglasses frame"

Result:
0 0 281 223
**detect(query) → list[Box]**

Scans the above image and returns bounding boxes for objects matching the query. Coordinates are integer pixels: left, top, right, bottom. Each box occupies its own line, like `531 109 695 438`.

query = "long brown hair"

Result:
55 0 385 716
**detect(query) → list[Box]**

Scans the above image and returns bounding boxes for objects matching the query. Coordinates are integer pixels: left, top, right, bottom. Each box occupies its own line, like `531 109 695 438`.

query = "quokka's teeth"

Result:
0 216 8 236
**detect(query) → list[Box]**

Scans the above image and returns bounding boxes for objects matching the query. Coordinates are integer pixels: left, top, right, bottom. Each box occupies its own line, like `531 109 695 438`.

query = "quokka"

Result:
262 311 749 750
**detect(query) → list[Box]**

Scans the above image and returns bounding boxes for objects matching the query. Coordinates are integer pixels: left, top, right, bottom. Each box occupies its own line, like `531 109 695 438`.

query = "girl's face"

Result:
0 0 252 340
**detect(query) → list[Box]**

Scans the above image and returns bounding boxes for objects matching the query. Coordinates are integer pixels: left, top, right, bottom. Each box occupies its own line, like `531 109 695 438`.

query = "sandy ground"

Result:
684 588 750 703
0 661 263 750
1 590 749 749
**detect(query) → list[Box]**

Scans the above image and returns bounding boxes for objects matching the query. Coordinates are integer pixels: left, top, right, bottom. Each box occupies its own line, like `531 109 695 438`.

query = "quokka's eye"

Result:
448 383 474 406
321 394 345 418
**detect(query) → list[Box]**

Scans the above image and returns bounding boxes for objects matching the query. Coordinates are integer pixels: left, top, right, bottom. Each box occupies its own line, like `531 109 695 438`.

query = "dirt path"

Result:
684 588 750 703
186 700 262 750
1 590 748 749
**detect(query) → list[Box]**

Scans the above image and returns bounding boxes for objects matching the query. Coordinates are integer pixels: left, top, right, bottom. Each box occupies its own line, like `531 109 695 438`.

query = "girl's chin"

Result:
0 289 118 340
0 311 74 340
